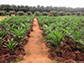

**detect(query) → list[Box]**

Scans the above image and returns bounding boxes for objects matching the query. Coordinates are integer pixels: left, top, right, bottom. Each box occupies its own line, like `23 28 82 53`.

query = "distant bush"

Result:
34 11 41 16
9 11 16 16
71 12 76 15
24 13 28 16
27 12 32 15
76 12 82 16
17 11 24 15
0 11 6 15
50 11 58 16
6 12 9 15
82 13 84 16
66 12 71 16
41 12 48 16
58 11 65 16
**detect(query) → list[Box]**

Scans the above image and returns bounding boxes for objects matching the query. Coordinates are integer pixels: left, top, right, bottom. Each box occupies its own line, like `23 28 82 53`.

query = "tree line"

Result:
0 4 84 16
0 4 84 13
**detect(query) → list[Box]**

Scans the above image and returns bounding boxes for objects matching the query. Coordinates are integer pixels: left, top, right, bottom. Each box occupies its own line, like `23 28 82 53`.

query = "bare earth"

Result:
0 17 8 21
17 17 54 63
0 17 5 20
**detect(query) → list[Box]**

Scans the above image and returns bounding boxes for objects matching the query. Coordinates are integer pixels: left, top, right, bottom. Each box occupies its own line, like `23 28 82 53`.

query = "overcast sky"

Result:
0 0 84 8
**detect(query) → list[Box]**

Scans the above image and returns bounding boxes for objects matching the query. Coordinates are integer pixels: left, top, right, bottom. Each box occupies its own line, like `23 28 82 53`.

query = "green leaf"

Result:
63 29 69 34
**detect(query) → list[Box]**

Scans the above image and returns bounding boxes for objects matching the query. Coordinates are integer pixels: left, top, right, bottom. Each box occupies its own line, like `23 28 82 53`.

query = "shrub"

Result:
27 12 32 15
76 12 82 16
0 11 6 16
41 12 48 16
82 13 84 16
24 13 28 16
9 11 16 16
34 11 41 16
6 12 9 15
66 12 71 16
58 11 65 16
71 12 76 15
50 11 58 16
17 11 24 15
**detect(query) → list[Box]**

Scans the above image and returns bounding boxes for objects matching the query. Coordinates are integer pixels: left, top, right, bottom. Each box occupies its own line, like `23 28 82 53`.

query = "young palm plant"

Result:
44 30 63 57
72 31 84 51
9 26 26 43
44 29 63 49
0 29 5 42
4 39 17 55
42 25 53 35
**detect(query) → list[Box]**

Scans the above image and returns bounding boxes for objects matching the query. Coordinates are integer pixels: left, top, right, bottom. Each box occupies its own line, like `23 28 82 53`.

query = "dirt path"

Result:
0 17 5 20
0 16 10 21
17 17 54 63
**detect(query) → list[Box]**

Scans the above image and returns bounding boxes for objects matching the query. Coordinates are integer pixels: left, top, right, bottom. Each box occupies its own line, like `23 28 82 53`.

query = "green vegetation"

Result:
0 29 5 41
27 12 32 15
44 30 63 48
50 11 58 16
58 11 65 16
0 15 34 53
53 61 58 63
9 11 16 16
0 14 84 62
0 11 6 16
4 39 17 52
34 11 41 16
17 11 24 15
42 12 48 16
76 12 82 16
0 4 84 16
37 16 84 52
66 12 71 16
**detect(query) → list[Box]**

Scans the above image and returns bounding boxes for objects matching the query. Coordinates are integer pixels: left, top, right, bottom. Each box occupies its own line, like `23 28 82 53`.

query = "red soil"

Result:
0 17 5 20
17 17 54 63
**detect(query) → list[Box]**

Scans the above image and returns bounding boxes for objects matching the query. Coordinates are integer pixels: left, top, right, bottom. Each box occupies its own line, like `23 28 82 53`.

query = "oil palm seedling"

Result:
4 39 17 55
44 30 63 56
44 29 63 48
71 31 84 51
9 26 26 43
42 25 53 35
0 29 5 41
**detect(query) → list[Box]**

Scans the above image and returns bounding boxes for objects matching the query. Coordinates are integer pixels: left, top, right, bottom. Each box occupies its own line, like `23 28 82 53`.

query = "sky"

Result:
0 0 84 8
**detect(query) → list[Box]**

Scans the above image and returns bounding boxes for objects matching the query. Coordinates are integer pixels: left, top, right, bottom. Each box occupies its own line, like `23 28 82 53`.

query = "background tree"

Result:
66 12 71 16
76 12 82 16
50 11 58 16
71 12 76 15
0 4 84 16
41 12 48 16
58 11 65 16
9 11 16 16
34 11 41 16
27 11 32 15
0 11 6 15
82 13 84 16
17 11 24 15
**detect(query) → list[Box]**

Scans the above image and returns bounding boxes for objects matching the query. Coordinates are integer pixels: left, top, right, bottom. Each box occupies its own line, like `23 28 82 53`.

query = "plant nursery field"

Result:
0 15 84 63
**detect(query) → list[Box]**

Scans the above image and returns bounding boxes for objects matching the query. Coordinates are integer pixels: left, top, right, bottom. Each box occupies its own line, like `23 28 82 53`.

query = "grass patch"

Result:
53 61 58 63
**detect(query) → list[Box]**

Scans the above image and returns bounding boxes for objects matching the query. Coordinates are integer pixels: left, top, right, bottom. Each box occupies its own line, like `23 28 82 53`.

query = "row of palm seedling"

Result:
0 16 34 55
37 16 84 57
